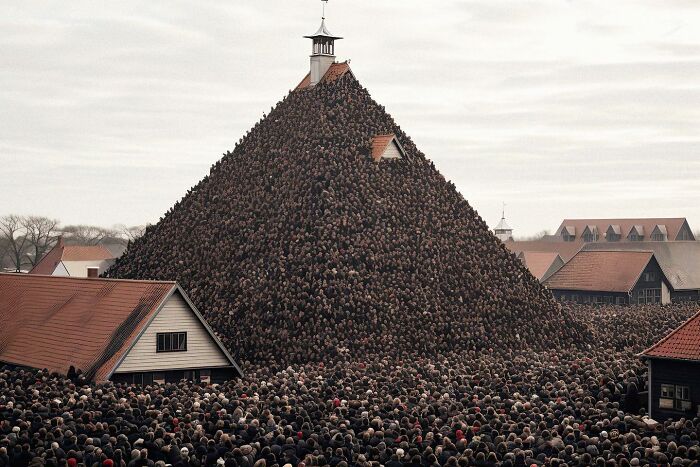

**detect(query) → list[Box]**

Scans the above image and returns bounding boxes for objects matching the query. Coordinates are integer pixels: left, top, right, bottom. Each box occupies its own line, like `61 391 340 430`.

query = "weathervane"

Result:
322 0 328 19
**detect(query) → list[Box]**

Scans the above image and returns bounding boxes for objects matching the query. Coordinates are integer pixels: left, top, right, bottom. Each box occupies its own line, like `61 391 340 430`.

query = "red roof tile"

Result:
642 308 700 361
295 62 353 90
0 273 174 381
506 240 585 262
29 239 115 275
371 134 395 161
518 251 563 281
543 250 655 292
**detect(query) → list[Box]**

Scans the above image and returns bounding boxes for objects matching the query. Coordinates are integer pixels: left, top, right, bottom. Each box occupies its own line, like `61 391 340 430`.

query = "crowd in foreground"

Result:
2 303 700 467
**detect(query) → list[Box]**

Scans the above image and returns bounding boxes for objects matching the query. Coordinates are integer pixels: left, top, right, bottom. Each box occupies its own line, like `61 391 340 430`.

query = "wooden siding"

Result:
382 141 403 159
114 291 230 373
649 358 700 420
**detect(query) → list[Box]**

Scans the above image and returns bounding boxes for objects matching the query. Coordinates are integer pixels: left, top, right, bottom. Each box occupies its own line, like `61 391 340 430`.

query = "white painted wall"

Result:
52 262 70 276
382 140 403 159
114 292 230 373
60 259 115 277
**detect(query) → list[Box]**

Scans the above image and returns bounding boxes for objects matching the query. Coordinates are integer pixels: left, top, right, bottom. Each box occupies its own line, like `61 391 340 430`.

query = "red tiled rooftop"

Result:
544 250 654 293
29 239 115 275
0 273 174 381
295 62 353 90
642 308 700 361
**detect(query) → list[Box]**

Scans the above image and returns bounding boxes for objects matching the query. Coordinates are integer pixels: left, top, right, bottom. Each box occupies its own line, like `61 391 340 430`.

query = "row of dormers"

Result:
558 219 695 243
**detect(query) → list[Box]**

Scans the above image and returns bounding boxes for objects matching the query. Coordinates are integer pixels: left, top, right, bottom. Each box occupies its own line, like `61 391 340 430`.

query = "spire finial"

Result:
322 0 328 20
502 202 506 220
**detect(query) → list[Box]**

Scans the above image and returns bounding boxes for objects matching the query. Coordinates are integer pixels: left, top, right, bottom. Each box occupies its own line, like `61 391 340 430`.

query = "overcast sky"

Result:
2 1 700 237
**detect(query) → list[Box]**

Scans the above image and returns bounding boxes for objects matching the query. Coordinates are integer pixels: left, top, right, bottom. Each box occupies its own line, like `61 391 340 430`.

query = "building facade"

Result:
0 274 242 383
544 250 672 305
555 218 695 243
641 310 700 419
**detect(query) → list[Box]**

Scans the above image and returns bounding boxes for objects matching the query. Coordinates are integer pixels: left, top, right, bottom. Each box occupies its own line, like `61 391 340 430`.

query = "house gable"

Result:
113 291 232 374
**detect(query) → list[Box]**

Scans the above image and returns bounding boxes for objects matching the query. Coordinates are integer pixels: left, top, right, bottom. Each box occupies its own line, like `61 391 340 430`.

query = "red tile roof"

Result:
543 250 655 292
518 251 563 281
0 273 174 381
371 134 396 161
295 62 353 90
641 308 700 361
556 218 693 242
505 240 585 262
29 238 115 275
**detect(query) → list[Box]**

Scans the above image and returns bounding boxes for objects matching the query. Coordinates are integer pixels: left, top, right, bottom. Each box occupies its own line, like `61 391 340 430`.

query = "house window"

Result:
643 272 657 282
583 232 598 242
156 332 187 352
200 369 211 384
153 372 165 385
615 296 625 305
660 384 691 411
635 288 661 304
629 233 643 241
607 233 620 242
571 294 579 303
651 233 665 241
87 267 99 278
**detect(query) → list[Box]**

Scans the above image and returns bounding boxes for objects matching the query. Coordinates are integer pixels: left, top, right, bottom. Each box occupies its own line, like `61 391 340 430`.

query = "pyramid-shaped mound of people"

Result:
107 68 588 367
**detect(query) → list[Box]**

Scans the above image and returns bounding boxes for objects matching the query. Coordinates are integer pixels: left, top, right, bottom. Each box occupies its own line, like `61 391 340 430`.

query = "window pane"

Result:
164 333 171 351
157 334 165 352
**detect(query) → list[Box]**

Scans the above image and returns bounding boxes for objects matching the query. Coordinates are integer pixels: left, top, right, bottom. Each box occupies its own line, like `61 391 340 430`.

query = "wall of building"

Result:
630 258 670 305
672 290 700 302
649 359 700 420
551 289 629 305
111 367 235 385
113 291 231 373
60 259 114 277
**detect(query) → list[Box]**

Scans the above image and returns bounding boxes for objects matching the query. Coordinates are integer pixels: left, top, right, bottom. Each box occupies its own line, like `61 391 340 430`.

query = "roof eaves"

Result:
174 284 244 377
638 307 700 359
102 284 178 380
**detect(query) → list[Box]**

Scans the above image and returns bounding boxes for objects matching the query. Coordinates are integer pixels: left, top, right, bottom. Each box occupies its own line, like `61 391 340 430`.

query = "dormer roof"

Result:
371 134 407 162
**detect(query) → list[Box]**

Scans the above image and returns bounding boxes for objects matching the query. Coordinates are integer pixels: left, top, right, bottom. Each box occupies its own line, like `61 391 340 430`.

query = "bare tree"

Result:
23 216 61 267
0 215 31 272
115 224 148 245
61 224 118 245
514 229 551 242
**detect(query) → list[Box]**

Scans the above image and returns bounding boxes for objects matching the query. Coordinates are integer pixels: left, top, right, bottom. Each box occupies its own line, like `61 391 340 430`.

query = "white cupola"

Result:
304 2 342 86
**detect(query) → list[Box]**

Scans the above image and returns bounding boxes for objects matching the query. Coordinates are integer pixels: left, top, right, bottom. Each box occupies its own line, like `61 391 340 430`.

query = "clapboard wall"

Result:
113 291 230 373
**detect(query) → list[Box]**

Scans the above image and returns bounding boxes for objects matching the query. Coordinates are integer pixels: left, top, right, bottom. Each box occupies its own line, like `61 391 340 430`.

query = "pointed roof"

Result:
544 250 656 293
295 61 354 90
29 239 115 275
0 274 242 381
641 308 700 361
304 19 342 39
495 217 511 231
370 134 407 161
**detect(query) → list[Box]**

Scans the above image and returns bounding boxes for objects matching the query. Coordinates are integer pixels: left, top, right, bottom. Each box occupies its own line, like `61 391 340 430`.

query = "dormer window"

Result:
561 226 576 242
651 225 667 241
606 225 621 242
371 134 408 162
581 225 599 242
628 225 644 241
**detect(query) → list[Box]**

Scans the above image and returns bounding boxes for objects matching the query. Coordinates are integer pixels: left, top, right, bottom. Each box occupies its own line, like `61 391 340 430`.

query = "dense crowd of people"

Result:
2 302 699 467
29 71 691 466
106 73 588 367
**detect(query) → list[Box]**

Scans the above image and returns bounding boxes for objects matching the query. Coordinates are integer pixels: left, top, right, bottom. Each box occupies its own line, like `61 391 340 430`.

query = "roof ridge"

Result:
0 272 176 285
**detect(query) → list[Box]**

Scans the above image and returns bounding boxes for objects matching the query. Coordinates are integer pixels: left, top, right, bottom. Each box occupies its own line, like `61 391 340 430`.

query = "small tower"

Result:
304 1 342 86
494 204 514 242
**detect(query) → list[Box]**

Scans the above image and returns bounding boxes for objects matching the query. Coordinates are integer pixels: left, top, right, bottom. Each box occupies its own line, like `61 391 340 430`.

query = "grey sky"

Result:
1 1 699 237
